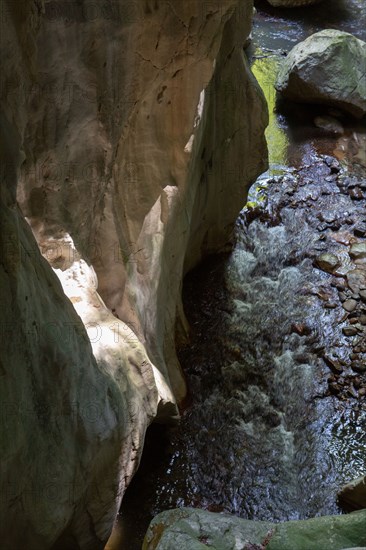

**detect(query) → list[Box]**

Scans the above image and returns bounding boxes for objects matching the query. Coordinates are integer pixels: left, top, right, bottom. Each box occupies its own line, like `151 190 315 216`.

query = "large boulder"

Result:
143 507 366 550
338 476 366 512
276 30 366 118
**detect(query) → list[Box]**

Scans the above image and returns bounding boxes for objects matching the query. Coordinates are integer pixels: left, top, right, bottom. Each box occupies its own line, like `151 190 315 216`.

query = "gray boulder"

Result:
276 30 366 118
143 508 366 550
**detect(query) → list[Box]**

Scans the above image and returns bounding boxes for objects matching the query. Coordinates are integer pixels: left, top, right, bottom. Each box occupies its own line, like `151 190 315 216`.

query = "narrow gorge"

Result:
0 1 365 549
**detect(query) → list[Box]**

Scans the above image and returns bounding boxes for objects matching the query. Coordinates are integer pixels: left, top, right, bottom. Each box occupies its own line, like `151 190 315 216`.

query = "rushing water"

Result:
108 2 366 549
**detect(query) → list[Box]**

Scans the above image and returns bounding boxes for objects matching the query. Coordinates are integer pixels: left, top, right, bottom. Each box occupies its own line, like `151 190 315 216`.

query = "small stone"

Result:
350 353 359 360
359 315 366 325
354 224 366 237
349 243 366 260
346 270 366 293
349 187 364 201
343 299 357 312
290 322 310 336
352 363 366 374
343 326 358 336
349 317 359 325
316 253 340 273
323 355 343 374
359 290 366 302
347 386 358 398
359 387 366 397
335 280 346 290
338 292 347 302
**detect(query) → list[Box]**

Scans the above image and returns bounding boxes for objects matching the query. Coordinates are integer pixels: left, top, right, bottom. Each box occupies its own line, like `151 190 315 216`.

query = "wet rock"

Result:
275 30 366 118
349 188 364 201
323 355 343 374
316 253 340 273
338 476 366 512
349 243 366 260
329 382 342 394
343 326 358 336
347 386 359 398
354 223 366 237
346 270 366 293
324 155 341 173
314 116 344 135
359 315 366 325
351 363 366 374
359 289 366 302
343 299 358 312
291 322 311 336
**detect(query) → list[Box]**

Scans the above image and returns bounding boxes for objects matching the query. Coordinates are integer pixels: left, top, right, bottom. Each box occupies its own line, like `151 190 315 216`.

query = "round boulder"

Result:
276 30 366 118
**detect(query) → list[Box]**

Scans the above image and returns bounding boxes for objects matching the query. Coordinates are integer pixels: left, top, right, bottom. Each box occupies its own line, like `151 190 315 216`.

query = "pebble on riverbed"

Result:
315 252 340 273
342 299 357 312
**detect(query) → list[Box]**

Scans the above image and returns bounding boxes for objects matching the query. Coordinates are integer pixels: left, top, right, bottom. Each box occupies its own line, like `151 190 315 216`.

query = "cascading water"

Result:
111 1 366 548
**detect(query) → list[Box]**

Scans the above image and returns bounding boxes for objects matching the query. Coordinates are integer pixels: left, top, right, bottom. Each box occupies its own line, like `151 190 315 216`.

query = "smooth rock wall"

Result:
0 1 268 548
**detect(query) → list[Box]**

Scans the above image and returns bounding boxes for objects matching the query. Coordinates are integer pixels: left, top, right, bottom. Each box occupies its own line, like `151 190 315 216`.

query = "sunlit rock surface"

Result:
276 30 366 118
0 0 268 548
143 507 366 550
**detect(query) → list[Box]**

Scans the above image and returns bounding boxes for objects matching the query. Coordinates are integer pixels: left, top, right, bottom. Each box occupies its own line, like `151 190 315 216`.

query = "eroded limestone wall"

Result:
0 1 268 548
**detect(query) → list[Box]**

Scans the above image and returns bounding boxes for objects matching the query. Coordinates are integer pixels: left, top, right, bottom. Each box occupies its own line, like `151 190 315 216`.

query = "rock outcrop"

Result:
0 0 268 548
276 30 366 118
338 476 366 511
143 507 366 550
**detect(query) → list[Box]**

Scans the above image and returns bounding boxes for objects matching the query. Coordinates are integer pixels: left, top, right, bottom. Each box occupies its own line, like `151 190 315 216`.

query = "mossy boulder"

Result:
144 508 366 550
276 30 366 118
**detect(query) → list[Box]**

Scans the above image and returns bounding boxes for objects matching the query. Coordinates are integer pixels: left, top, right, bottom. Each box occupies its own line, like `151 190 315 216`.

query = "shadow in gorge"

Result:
106 255 231 550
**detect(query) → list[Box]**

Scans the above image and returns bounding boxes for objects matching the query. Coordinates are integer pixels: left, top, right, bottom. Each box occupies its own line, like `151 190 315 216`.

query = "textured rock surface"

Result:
338 476 366 511
143 508 273 550
15 0 268 401
276 30 366 118
0 193 165 550
143 508 366 550
0 0 268 548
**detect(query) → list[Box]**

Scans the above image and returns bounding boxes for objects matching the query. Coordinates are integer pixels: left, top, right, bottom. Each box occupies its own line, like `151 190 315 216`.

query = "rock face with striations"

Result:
0 0 268 548
276 30 366 118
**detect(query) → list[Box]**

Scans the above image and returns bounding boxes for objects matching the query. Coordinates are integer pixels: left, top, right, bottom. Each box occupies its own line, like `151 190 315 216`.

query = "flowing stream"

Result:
107 1 366 548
